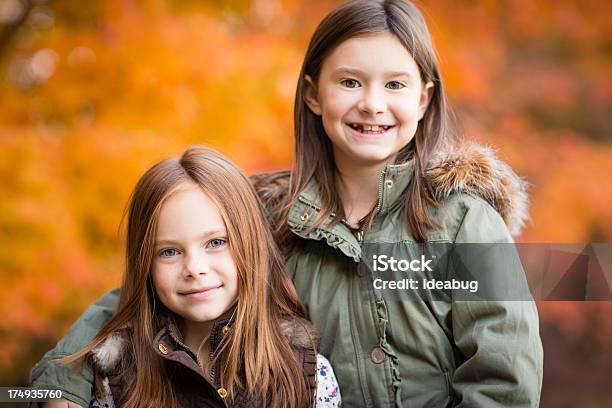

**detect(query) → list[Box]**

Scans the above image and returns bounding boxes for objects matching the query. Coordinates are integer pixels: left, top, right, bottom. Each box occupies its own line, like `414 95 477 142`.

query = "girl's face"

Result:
305 32 433 167
152 182 238 328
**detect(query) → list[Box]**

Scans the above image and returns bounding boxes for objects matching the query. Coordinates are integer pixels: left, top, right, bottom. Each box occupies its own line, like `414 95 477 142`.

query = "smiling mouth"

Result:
348 123 395 135
180 285 223 296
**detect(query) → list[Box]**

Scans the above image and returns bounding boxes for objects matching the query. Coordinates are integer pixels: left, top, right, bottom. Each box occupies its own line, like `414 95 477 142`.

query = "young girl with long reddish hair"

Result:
42 146 341 407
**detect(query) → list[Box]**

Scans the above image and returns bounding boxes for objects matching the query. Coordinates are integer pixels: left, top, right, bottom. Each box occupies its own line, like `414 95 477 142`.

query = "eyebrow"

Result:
155 228 227 247
331 67 364 77
331 67 415 79
385 70 416 78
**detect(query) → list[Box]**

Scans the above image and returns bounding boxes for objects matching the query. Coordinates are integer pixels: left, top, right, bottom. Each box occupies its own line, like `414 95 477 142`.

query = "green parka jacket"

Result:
30 143 543 407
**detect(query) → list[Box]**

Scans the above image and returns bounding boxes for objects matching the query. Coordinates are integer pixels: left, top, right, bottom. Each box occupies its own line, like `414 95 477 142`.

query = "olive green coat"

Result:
30 143 543 407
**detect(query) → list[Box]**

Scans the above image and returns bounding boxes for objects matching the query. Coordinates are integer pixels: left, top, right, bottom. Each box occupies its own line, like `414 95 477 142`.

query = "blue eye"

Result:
160 248 179 257
208 238 227 249
386 81 405 90
341 79 360 88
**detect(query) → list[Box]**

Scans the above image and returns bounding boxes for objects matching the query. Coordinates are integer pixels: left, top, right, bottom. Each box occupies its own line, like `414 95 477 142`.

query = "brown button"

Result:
217 388 228 399
300 212 310 222
158 343 168 355
356 262 365 277
371 346 386 364
222 325 231 335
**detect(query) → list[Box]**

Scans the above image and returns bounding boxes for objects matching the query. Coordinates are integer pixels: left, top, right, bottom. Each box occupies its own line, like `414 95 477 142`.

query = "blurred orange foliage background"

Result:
0 0 610 406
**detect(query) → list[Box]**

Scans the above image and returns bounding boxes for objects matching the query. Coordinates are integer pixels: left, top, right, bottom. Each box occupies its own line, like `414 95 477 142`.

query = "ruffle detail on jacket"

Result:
288 222 361 262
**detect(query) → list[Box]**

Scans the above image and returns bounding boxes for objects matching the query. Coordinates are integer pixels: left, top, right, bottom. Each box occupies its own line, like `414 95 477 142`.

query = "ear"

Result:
303 75 322 116
418 81 434 120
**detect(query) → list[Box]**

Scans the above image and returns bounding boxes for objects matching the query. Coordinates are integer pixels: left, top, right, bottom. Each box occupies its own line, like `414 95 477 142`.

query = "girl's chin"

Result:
179 311 223 325
343 149 398 166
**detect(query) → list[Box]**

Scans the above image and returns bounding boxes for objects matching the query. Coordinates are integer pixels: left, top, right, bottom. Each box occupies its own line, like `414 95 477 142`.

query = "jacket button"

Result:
158 343 168 355
356 262 365 277
217 388 228 399
222 325 231 335
385 179 394 189
300 211 310 221
371 346 386 364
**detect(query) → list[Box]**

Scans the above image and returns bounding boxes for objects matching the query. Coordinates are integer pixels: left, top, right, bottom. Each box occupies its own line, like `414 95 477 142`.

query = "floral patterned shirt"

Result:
316 353 342 407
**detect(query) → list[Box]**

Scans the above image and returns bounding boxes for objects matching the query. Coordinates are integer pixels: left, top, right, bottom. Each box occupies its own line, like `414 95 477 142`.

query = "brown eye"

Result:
341 79 360 88
386 81 405 90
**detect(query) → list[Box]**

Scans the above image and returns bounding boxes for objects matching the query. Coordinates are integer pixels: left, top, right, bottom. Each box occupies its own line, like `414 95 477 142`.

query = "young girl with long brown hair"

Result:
41 146 341 407
33 1 542 406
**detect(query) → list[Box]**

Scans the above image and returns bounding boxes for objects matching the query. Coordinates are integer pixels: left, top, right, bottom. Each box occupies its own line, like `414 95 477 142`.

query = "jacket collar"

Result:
287 160 414 262
90 306 236 384
295 160 414 213
91 303 318 375
155 305 236 352
152 306 236 384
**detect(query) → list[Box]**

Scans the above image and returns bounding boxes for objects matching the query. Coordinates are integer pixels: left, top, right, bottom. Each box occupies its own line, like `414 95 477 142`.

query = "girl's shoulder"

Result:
249 170 290 207
425 142 528 239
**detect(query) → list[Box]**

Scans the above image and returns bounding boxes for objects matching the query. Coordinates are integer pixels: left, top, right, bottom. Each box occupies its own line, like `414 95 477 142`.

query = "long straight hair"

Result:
63 146 312 407
278 0 457 244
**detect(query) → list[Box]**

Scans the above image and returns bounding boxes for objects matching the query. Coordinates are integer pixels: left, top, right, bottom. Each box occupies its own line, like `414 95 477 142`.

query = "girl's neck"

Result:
334 153 392 227
179 319 212 355
178 319 215 376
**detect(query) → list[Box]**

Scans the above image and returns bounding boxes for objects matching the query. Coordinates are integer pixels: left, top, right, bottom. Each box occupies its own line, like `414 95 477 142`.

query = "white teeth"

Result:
361 124 380 131
350 124 391 132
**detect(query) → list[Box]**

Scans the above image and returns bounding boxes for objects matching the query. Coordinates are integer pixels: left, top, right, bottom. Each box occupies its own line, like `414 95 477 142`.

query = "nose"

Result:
357 87 386 115
183 251 210 278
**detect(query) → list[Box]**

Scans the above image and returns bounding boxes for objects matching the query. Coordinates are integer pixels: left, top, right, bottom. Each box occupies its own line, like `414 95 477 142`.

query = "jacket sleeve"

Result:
450 197 543 407
29 288 120 407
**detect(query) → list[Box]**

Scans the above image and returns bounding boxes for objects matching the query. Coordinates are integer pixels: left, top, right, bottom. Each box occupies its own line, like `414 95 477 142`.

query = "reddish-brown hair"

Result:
63 146 312 407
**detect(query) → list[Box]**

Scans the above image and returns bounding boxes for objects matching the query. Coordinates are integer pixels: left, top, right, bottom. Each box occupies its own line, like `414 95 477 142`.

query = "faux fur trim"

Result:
250 142 529 236
279 318 319 349
425 143 529 236
91 332 126 374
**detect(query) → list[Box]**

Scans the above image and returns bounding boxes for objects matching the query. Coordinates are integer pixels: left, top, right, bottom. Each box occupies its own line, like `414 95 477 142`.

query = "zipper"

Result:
298 196 323 212
168 319 223 386
350 165 387 403
208 323 222 385
356 169 387 244
374 169 387 215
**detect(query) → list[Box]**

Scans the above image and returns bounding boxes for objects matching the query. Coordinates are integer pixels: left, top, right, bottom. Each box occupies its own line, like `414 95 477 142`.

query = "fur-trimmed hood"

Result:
252 142 528 237
426 143 528 237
